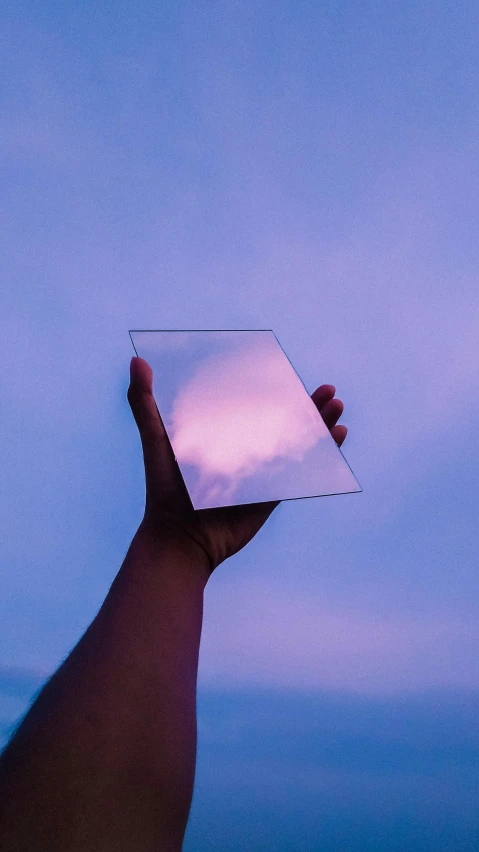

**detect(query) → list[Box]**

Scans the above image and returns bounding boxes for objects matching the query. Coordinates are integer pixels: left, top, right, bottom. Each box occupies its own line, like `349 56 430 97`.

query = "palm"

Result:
128 357 347 574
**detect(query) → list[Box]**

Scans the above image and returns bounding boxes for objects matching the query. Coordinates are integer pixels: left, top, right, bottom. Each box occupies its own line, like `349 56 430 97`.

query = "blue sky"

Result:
1 1 479 848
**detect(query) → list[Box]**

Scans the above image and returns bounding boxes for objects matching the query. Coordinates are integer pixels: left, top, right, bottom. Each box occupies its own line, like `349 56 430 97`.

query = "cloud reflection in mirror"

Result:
130 330 361 509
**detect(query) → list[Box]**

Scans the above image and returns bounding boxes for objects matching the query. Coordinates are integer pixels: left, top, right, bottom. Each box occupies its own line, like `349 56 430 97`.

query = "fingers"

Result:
311 384 336 409
311 383 347 447
320 397 344 430
127 357 191 512
330 424 348 447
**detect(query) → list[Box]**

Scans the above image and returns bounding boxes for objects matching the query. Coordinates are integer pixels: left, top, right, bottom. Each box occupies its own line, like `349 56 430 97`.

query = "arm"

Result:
0 357 347 851
0 524 209 852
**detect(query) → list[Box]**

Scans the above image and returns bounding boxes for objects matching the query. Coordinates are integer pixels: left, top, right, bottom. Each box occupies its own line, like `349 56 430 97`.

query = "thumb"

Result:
127 357 165 446
127 357 190 512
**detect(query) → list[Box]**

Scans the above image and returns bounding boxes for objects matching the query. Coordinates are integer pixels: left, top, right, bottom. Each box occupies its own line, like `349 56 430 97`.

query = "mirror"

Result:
129 330 362 509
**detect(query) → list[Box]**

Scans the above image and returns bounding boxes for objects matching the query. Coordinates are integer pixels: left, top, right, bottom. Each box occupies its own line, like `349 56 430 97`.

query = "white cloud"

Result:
170 339 324 502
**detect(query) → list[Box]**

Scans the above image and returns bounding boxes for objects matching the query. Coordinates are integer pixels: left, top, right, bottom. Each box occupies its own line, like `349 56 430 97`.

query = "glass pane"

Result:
129 330 362 509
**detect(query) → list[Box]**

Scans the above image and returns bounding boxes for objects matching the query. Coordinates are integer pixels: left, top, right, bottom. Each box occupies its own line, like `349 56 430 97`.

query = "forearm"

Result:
0 521 210 852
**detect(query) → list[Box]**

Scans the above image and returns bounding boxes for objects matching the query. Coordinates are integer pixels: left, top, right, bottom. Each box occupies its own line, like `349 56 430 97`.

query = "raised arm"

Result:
0 357 347 852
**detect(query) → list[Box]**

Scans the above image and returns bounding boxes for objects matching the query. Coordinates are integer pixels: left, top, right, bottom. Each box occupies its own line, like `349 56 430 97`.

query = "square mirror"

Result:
129 330 362 510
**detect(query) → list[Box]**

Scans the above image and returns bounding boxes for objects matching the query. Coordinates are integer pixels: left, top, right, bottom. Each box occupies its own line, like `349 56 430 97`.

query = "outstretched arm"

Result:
0 358 347 852
0 523 209 852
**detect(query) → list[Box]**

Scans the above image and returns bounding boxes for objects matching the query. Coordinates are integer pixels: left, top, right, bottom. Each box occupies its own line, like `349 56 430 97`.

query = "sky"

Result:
1 0 479 848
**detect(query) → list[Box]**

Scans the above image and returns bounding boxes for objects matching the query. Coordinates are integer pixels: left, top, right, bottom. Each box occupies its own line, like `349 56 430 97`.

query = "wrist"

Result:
136 514 212 583
110 521 210 612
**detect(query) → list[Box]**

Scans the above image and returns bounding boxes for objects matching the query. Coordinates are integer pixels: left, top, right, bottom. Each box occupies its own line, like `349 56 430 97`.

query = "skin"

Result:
0 357 348 852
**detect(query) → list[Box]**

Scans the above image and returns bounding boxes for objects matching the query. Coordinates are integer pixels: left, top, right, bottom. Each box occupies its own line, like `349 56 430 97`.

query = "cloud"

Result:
169 337 326 503
196 686 479 776
185 686 479 852
0 665 49 750
199 578 479 694
0 665 48 699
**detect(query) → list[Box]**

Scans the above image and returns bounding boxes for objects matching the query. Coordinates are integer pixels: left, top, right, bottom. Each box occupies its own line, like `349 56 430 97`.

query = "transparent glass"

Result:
129 330 362 509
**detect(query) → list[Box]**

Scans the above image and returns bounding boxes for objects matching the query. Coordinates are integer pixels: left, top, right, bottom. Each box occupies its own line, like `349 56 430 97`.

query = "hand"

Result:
127 357 348 575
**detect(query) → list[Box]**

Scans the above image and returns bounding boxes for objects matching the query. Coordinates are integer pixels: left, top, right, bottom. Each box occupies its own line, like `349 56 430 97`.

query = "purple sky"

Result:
1 1 479 848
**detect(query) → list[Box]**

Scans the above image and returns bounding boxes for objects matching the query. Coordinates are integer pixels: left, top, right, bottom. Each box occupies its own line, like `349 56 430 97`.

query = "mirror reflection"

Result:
130 330 361 509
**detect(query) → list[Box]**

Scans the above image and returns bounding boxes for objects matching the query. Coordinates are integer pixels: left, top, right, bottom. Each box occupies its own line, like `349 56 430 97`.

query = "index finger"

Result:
311 384 336 411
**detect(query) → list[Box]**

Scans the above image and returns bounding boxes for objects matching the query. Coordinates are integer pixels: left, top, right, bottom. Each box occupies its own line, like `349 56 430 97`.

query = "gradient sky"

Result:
1 1 479 849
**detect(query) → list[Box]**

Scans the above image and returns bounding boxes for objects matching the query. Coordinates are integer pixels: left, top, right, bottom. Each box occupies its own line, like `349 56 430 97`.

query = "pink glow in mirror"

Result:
129 330 362 509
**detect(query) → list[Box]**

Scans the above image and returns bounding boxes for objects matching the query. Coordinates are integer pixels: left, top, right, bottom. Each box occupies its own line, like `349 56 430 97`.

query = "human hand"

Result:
127 357 348 575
